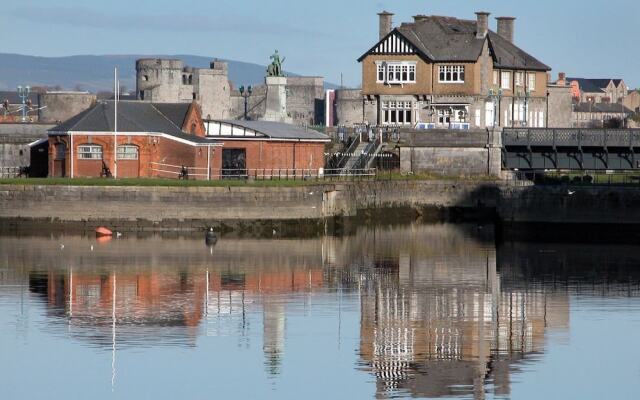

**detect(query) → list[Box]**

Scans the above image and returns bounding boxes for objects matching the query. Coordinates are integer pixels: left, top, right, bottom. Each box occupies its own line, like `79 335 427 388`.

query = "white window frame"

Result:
493 71 499 85
527 73 536 91
381 100 415 125
77 144 102 160
438 65 465 84
117 144 139 160
376 61 417 84
501 71 511 90
515 72 524 87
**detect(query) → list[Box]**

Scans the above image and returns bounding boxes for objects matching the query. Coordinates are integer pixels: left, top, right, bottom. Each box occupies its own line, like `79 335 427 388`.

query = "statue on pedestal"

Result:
267 50 286 77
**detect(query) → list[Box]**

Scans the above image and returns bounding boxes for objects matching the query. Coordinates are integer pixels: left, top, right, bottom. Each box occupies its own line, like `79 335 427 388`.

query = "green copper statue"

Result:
267 50 285 77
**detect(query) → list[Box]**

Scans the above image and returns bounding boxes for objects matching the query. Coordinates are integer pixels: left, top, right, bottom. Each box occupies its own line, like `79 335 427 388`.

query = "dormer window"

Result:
439 65 465 83
376 61 416 84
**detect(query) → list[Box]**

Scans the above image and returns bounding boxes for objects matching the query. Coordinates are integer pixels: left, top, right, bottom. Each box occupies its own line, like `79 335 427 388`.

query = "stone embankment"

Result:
2 181 640 233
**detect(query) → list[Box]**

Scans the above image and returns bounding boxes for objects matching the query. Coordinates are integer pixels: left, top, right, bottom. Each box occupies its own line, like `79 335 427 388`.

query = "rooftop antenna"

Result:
17 85 31 122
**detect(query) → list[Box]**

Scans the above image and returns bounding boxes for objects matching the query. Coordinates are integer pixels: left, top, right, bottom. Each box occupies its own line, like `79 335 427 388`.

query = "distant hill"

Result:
0 53 338 93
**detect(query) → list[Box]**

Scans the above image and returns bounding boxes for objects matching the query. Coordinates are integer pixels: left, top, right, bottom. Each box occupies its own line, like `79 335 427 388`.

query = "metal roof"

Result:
216 120 331 141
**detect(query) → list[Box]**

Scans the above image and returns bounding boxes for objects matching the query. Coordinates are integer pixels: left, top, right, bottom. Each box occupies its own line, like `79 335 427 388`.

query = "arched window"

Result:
77 144 102 160
188 75 193 85
117 145 139 160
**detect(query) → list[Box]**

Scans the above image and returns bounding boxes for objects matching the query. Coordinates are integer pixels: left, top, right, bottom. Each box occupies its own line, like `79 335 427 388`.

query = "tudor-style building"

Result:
358 11 552 129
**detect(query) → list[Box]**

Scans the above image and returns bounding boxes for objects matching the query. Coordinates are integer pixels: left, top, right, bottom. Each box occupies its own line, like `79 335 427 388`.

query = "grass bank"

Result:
0 174 498 187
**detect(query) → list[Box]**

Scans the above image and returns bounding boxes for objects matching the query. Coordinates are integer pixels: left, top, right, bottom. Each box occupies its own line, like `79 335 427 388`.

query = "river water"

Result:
1 224 639 399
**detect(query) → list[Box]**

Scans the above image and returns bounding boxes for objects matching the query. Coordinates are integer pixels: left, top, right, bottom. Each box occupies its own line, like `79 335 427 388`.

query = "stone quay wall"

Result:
2 181 640 232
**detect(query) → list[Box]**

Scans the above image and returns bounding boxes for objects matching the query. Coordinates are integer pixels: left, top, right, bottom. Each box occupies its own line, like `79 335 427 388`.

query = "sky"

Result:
1 0 639 88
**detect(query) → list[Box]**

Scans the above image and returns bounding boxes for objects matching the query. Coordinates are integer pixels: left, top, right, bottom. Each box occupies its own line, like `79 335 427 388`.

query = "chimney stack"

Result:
558 72 566 85
475 12 490 39
378 11 394 40
496 17 516 44
413 15 428 23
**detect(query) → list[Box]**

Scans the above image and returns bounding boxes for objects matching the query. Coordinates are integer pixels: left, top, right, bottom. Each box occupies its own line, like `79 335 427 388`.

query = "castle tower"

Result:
136 59 186 103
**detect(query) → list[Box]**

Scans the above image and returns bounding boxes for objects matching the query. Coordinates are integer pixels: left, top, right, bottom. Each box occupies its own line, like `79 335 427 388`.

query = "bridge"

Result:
502 128 640 170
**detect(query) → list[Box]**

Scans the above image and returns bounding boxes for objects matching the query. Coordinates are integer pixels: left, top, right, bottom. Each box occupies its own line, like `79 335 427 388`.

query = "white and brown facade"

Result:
353 11 552 129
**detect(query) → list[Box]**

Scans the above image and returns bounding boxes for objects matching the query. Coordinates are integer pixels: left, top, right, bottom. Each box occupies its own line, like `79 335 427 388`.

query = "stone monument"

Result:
263 50 292 123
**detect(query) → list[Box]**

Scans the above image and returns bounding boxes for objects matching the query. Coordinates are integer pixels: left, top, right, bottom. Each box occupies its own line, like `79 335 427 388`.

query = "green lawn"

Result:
0 173 497 187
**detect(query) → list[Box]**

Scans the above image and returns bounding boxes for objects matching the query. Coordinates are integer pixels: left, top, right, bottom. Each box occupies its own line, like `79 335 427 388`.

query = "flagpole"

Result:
114 67 118 179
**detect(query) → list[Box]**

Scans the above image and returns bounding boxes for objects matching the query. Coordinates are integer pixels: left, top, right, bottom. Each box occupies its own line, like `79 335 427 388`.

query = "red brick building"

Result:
48 101 330 179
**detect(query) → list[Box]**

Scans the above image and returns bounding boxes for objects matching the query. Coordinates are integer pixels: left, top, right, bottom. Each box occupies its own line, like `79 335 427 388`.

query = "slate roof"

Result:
49 101 212 144
360 15 550 71
567 78 624 93
0 91 40 105
152 103 191 129
217 120 331 141
574 102 632 114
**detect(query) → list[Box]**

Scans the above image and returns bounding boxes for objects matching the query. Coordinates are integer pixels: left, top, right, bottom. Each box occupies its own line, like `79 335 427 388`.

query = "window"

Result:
78 145 102 160
381 100 414 125
438 65 465 83
527 73 536 90
143 75 149 82
376 62 417 84
117 145 138 160
377 64 385 82
501 71 511 90
515 72 524 87
493 71 499 85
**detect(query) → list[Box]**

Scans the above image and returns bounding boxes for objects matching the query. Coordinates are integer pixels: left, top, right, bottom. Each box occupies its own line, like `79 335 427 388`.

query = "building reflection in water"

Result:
2 225 639 398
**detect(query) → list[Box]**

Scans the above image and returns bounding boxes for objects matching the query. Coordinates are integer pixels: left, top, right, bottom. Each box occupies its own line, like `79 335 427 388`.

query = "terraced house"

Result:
357 11 552 129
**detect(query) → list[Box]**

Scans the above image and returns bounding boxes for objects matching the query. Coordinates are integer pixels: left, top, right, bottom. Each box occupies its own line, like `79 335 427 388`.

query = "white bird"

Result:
567 190 576 195
309 192 314 195
90 245 94 251
60 244 64 250
116 232 123 238
272 229 277 235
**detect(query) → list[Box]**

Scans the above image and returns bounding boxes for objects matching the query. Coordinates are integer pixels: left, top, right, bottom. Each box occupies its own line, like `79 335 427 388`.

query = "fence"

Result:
150 162 377 181
0 166 27 178
509 170 640 187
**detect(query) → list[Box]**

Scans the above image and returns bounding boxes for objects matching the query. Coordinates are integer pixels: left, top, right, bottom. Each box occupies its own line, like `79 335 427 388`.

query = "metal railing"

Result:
335 134 361 169
0 166 28 178
150 162 377 180
509 170 640 187
503 128 640 148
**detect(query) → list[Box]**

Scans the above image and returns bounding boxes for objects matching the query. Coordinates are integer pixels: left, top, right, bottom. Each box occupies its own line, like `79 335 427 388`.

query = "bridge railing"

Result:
503 128 640 148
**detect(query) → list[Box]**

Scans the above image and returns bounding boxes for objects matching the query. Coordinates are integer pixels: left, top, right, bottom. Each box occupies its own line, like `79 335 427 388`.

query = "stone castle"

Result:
135 58 325 125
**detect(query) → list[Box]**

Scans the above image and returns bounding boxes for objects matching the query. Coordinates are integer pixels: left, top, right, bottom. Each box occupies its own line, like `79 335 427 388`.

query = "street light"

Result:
239 85 253 120
17 85 31 122
488 88 503 127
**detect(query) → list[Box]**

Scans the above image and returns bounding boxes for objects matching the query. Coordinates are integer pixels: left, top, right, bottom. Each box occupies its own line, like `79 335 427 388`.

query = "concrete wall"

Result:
38 92 97 124
547 84 572 128
0 123 54 171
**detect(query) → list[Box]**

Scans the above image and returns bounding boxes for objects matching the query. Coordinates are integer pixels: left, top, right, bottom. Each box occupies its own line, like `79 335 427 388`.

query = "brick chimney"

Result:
413 15 429 23
496 16 516 44
378 11 394 40
558 72 567 85
475 12 490 39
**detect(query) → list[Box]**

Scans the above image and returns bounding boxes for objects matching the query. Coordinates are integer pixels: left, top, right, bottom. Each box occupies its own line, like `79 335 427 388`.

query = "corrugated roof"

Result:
217 120 330 141
359 15 550 71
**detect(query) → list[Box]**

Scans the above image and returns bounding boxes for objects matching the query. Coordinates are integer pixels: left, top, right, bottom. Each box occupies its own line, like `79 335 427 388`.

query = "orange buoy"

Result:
95 227 113 237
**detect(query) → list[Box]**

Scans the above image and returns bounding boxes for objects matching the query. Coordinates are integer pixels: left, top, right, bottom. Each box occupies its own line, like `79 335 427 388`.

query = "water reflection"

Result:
1 225 639 399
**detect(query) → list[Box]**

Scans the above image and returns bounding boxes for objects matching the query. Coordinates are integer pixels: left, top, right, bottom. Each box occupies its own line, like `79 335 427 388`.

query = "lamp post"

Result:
17 85 31 122
523 89 531 127
239 85 253 120
489 88 503 127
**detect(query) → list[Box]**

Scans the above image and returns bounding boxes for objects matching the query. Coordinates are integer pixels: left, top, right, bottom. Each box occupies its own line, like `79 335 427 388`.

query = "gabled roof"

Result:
568 78 625 93
152 103 191 129
216 120 331 142
358 15 550 71
49 101 212 144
